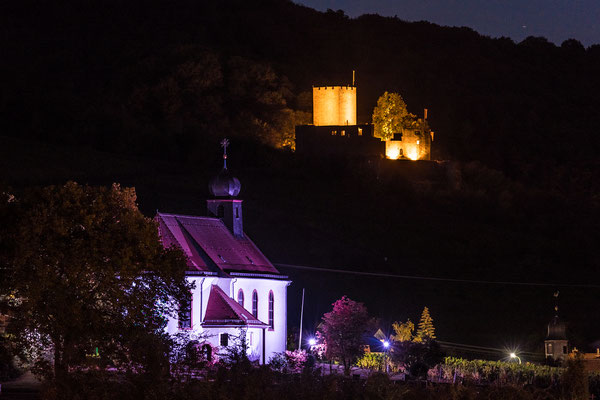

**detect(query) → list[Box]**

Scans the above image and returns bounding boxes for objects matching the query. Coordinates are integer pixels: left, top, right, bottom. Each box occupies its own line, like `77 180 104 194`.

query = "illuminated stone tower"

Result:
312 86 357 126
295 73 384 158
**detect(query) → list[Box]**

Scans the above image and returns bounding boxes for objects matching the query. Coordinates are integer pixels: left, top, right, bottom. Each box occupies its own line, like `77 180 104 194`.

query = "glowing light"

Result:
407 147 418 160
385 141 402 160
308 338 317 346
387 148 400 160
509 352 522 364
383 341 390 349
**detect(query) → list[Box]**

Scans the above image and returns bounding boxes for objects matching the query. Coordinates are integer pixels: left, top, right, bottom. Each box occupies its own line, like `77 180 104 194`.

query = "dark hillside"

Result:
1 0 600 354
2 0 600 192
1 134 599 354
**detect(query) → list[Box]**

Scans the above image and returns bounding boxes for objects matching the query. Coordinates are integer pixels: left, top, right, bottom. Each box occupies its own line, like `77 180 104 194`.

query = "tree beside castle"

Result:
372 92 415 141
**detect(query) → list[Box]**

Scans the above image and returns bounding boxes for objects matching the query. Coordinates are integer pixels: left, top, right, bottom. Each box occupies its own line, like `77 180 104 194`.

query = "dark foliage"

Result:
561 357 589 400
1 0 600 194
0 337 22 381
0 182 191 390
391 340 445 378
39 366 571 400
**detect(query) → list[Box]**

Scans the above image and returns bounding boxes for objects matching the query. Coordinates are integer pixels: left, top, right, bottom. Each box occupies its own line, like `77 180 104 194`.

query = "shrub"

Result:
561 357 589 400
356 352 385 371
437 357 562 387
269 349 309 374
0 338 22 381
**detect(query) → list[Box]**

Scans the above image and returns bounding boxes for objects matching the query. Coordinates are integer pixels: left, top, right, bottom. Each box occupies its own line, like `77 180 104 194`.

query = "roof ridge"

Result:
156 212 281 275
214 285 240 318
204 285 266 326
167 213 221 221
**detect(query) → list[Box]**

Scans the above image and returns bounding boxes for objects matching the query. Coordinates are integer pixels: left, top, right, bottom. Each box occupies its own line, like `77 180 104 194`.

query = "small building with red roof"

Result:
156 140 290 364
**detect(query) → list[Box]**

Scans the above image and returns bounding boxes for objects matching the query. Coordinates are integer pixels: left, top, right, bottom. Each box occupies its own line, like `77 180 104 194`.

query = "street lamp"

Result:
383 341 390 373
308 338 316 346
510 352 522 364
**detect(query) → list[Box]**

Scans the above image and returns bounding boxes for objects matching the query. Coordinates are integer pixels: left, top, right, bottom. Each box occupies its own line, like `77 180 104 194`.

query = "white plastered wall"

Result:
165 275 289 364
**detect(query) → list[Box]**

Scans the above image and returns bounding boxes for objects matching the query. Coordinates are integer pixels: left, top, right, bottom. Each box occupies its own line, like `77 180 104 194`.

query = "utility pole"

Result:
298 288 305 349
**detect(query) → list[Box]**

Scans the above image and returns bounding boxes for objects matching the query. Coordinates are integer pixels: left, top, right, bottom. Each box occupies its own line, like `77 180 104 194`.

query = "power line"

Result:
274 263 600 289
437 341 542 357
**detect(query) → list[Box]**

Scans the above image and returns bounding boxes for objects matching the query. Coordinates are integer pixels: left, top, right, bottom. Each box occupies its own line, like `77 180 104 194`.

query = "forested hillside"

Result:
3 0 600 190
1 0 599 351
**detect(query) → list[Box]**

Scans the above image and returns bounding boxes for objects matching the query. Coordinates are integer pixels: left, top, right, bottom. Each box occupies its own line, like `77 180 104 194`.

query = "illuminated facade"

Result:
157 146 290 364
296 84 384 158
313 86 356 126
297 82 433 161
569 349 600 372
385 124 433 161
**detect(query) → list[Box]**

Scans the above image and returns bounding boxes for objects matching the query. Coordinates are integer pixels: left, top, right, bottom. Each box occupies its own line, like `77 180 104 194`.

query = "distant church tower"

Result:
544 292 568 362
207 139 243 238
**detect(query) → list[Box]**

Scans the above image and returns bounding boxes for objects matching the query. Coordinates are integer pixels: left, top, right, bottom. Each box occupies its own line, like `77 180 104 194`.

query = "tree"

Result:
561 355 589 400
390 311 442 378
0 182 191 384
415 307 436 342
390 340 443 378
372 91 416 140
391 319 414 342
321 296 371 375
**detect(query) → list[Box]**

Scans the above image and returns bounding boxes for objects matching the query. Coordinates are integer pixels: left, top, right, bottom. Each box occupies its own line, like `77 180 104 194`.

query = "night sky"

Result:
294 0 600 47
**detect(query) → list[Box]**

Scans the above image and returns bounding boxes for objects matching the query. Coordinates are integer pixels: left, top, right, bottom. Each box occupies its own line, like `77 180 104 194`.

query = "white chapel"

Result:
155 141 290 363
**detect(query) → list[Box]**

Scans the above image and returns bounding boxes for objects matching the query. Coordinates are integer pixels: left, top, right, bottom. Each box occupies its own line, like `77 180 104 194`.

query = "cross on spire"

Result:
220 138 229 169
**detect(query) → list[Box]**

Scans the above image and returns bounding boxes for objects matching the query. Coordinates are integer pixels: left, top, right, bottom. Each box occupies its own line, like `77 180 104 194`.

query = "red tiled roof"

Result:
155 212 280 275
157 214 210 271
203 285 267 327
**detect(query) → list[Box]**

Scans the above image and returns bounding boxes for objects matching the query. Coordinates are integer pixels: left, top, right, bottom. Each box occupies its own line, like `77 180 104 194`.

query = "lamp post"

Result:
383 340 390 374
510 352 522 364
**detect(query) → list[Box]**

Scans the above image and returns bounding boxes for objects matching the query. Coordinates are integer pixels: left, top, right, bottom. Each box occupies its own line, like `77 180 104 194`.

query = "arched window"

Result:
252 290 258 318
268 291 274 330
237 289 244 307
202 343 213 362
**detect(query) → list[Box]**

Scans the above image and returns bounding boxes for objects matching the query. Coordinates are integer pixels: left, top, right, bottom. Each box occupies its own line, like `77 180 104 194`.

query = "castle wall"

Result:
338 87 356 125
313 86 356 126
385 129 431 160
295 124 384 158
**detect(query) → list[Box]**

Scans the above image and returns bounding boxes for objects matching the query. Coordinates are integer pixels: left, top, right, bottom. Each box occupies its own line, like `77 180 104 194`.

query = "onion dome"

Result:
546 315 567 340
209 168 241 197
209 138 241 197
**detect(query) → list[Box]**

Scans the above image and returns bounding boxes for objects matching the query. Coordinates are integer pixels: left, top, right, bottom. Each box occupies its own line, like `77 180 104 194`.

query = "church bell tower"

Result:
544 291 568 363
207 139 243 238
